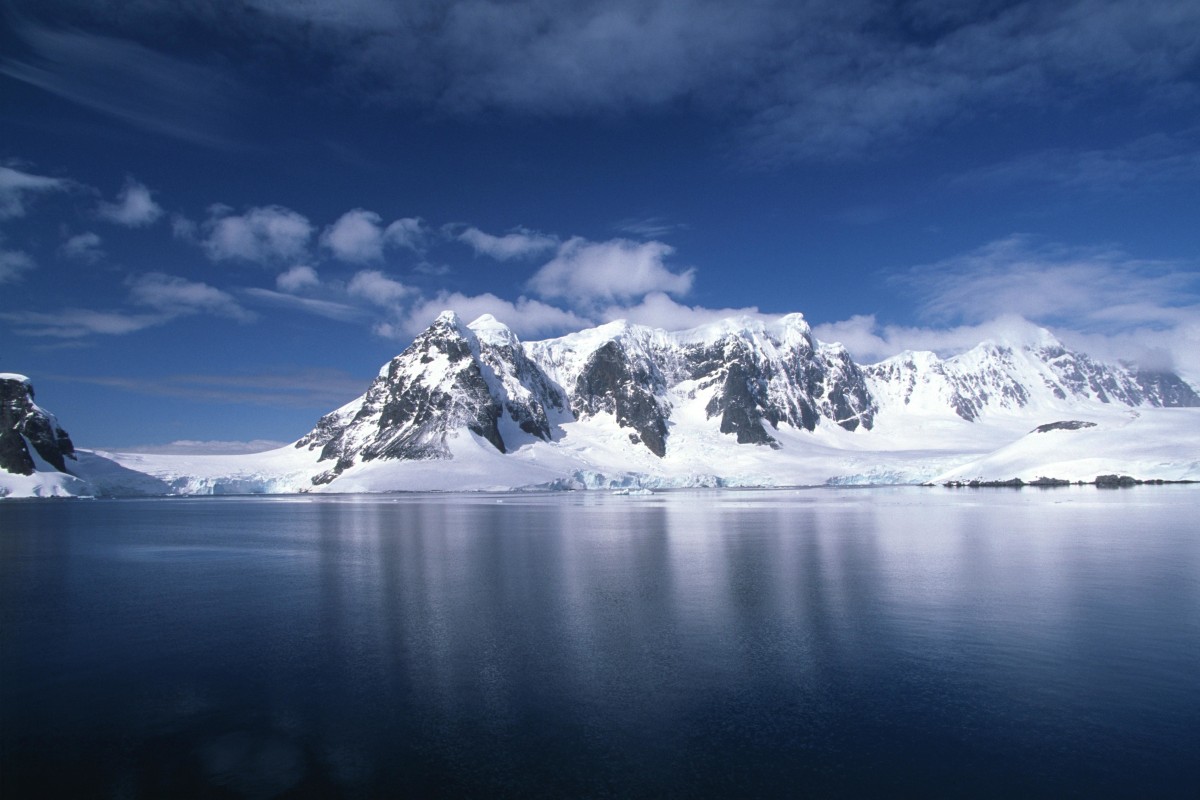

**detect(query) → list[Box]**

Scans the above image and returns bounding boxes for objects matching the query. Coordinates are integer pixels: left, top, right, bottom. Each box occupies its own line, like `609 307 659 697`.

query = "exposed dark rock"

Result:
1095 474 1138 488
297 312 508 483
472 320 566 443
1033 420 1098 433
1 376 76 476
1134 369 1200 407
943 478 1026 488
1028 476 1071 486
572 341 670 457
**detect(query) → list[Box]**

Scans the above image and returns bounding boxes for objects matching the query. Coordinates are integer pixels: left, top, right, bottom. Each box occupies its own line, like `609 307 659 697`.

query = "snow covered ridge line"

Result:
4 310 1200 498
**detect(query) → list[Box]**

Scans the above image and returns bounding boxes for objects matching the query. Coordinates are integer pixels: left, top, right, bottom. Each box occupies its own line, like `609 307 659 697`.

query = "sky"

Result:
2 0 1198 451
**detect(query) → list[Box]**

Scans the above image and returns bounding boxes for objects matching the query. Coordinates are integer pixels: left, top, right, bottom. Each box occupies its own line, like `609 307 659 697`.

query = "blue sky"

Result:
2 0 1198 450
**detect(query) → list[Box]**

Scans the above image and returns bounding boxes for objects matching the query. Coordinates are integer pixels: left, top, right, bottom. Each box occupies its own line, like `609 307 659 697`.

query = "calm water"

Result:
2 488 1198 798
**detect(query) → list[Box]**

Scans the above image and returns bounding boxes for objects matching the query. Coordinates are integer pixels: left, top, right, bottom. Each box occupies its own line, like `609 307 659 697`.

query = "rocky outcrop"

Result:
0 375 76 476
296 312 509 484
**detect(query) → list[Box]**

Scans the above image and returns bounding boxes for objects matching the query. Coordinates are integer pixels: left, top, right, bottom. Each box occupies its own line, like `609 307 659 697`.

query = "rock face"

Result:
0 375 76 476
291 312 1200 482
295 312 567 484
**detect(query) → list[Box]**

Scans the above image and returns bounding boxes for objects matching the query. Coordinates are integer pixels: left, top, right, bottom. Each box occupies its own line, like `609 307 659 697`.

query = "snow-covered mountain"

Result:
5 311 1199 497
865 333 1197 422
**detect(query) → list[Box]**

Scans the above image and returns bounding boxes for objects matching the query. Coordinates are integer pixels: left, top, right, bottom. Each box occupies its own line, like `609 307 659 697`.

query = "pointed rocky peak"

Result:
298 311 509 484
1 375 76 476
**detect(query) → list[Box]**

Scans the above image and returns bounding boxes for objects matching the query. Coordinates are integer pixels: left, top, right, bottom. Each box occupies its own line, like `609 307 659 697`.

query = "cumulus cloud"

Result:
810 314 1053 364
528 237 694 306
322 209 385 262
97 178 163 227
202 205 312 264
0 164 68 218
458 226 558 260
393 293 588 339
321 210 426 261
347 269 414 306
61 232 104 263
599 292 767 331
384 217 425 251
275 265 320 293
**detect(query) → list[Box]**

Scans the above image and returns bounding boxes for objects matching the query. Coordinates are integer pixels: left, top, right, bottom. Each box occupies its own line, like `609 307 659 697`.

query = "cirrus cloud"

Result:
0 164 69 219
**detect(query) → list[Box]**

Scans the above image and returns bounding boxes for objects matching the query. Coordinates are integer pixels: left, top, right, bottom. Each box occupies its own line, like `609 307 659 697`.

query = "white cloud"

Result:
384 217 425 250
394 292 589 339
0 248 35 284
276 265 320 293
203 205 312 264
322 210 427 261
809 235 1200 383
902 235 1199 330
599 292 767 331
63 368 368 410
458 226 558 260
322 208 385 262
347 269 413 306
97 178 163 227
60 232 104 264
0 165 68 218
528 237 694 306
242 287 365 322
80 1 1200 161
171 214 198 241
953 131 1200 191
2 20 246 149
128 272 255 322
0 308 165 337
811 314 1052 363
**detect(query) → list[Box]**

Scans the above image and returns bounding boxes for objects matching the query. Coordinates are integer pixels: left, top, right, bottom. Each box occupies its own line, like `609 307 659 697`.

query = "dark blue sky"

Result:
2 0 1198 450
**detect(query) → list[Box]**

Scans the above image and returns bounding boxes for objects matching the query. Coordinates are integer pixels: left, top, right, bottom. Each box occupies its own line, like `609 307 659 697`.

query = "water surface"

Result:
2 488 1198 797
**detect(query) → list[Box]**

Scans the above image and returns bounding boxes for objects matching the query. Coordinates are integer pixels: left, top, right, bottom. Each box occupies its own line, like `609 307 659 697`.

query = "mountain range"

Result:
3 312 1199 498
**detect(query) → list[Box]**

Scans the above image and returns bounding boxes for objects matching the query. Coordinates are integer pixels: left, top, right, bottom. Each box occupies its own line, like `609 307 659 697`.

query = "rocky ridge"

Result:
291 312 1198 485
0 374 76 477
